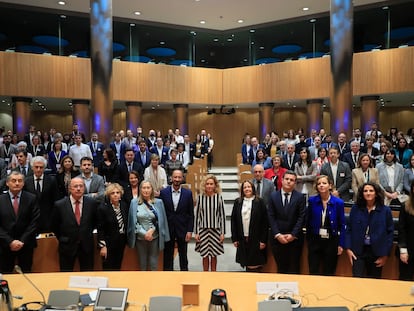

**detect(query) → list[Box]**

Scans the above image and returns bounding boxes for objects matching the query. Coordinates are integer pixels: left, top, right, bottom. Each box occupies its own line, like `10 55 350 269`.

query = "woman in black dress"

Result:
231 180 268 272
98 148 119 184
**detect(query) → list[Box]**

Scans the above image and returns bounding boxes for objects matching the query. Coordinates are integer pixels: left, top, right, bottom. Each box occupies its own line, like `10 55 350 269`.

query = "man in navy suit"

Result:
0 171 39 273
267 171 306 274
135 139 152 169
150 137 169 167
109 132 127 164
87 132 105 167
159 170 194 271
118 147 144 188
52 177 98 271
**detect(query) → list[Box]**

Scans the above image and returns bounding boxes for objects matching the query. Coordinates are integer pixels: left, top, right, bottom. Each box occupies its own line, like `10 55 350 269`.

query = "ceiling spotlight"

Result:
134 11 141 16
227 38 233 42
159 41 165 45
249 29 255 33
237 19 244 23
58 1 66 5
382 6 389 10
213 38 219 42
302 7 309 11
259 46 265 50
310 18 316 23
60 15 66 19
130 23 136 27
200 20 206 24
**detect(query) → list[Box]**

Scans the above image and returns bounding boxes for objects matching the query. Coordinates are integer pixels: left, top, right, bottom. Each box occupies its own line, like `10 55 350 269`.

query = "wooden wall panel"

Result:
188 109 259 166
32 111 72 134
113 62 222 104
273 108 307 135
354 48 414 95
113 109 126 134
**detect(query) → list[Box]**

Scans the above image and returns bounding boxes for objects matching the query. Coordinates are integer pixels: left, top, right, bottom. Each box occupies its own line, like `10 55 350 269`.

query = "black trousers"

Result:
307 235 339 276
352 245 382 278
102 235 126 271
163 234 189 271
59 243 94 272
0 246 34 273
398 256 414 281
271 238 303 274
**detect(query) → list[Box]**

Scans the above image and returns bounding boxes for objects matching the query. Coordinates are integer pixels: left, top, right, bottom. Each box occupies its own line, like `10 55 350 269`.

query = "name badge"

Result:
319 228 329 239
93 152 97 157
364 235 371 245
339 172 345 177
5 158 9 163
56 164 61 170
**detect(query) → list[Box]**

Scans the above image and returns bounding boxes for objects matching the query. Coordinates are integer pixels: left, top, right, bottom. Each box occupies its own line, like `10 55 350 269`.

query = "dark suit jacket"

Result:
97 199 129 249
52 196 98 257
27 145 46 157
267 189 306 240
282 153 300 171
87 141 105 167
109 141 127 163
12 165 33 177
135 150 152 168
149 146 169 166
320 161 352 202
24 174 58 233
241 144 253 164
159 186 194 239
251 177 275 208
231 197 268 266
118 161 144 188
0 191 39 249
342 152 360 170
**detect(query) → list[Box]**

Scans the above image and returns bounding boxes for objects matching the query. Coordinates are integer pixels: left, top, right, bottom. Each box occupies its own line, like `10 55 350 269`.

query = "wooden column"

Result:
72 100 90 140
173 104 189 135
125 102 142 132
360 95 380 135
12 97 31 140
306 99 323 134
90 0 113 145
330 0 353 139
259 103 274 140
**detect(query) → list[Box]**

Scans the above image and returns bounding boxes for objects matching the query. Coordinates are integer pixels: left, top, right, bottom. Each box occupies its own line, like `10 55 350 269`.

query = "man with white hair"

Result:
24 156 58 233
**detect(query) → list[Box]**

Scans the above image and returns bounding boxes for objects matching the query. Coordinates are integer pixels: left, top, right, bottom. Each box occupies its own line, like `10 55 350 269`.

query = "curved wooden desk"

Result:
5 271 414 311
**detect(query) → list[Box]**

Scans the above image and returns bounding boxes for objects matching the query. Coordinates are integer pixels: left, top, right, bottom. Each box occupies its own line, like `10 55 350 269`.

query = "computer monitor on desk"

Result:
93 288 128 311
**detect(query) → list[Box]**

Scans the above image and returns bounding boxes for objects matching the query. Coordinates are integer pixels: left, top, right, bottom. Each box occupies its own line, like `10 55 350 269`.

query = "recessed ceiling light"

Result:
134 11 141 16
60 15 66 19
160 41 165 45
249 29 255 33
213 38 219 42
259 46 265 50
309 18 316 23
200 20 206 24
237 19 244 23
227 38 233 42
130 23 136 27
58 1 66 5
382 6 389 10
302 7 309 11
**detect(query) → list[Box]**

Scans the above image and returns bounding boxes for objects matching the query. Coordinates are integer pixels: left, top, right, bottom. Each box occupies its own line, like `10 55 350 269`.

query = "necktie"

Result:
21 166 26 176
128 163 132 172
256 180 261 197
141 153 145 164
75 200 81 225
13 196 19 216
36 178 41 193
284 192 289 207
353 153 357 165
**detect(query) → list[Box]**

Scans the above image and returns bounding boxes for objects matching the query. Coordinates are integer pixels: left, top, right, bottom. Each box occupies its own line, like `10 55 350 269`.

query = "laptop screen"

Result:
94 288 128 311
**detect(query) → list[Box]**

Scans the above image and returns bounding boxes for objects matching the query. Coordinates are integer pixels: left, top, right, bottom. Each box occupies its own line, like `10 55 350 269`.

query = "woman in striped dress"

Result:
195 174 226 271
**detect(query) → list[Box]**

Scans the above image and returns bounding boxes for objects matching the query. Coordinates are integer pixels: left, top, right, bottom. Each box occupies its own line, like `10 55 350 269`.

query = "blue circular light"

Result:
123 55 151 63
16 45 49 54
255 57 280 64
272 44 302 54
146 47 176 57
33 35 69 47
113 42 126 52
298 52 325 58
386 27 414 40
71 50 89 57
169 60 193 66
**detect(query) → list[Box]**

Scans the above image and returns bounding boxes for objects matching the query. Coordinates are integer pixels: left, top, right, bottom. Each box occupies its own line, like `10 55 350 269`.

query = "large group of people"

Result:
2 123 414 281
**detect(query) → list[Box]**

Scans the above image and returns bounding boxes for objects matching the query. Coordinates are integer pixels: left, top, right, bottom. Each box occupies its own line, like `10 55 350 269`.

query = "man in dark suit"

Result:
150 137 169 167
52 177 98 271
0 134 17 167
135 139 152 169
109 132 127 164
87 132 105 167
118 148 144 188
251 164 275 208
267 171 306 274
12 150 33 177
23 125 36 147
342 140 361 170
0 171 39 273
159 170 194 271
24 156 58 233
282 143 300 171
146 129 157 149
349 128 366 152
320 147 352 202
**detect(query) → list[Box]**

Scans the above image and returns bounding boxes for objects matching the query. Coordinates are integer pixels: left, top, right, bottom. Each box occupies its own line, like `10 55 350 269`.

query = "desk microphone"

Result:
14 265 46 310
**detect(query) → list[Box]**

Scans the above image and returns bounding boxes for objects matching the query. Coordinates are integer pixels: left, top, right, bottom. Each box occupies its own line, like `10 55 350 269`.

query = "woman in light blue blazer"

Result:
127 180 170 271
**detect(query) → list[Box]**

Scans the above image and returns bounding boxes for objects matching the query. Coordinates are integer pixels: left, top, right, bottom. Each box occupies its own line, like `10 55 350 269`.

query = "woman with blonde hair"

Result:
144 153 167 197
127 180 170 271
194 174 226 271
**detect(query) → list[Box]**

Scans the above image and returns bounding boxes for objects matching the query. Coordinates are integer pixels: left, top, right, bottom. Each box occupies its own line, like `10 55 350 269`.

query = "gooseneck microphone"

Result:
14 265 46 307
